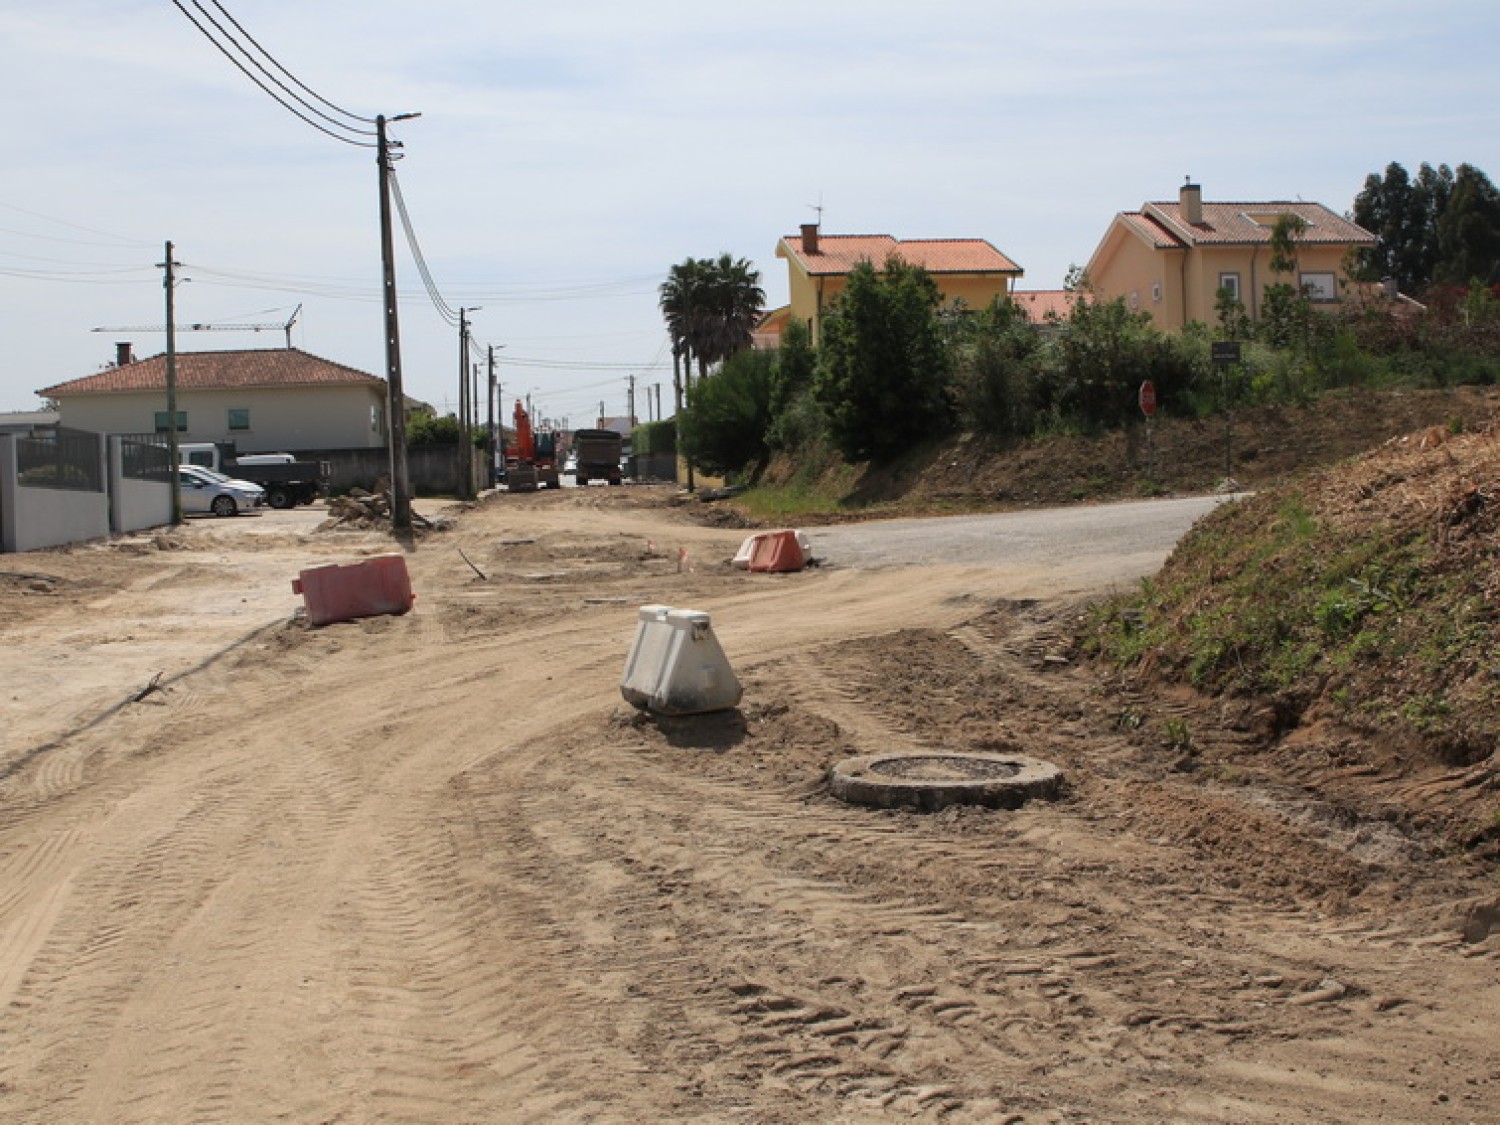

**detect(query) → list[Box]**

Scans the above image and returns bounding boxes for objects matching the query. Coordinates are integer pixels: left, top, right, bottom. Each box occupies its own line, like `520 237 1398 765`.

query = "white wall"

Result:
55 385 388 451
0 434 111 553
108 436 173 535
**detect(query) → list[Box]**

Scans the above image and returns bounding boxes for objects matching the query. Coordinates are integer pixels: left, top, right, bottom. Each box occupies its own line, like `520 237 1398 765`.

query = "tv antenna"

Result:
92 304 302 348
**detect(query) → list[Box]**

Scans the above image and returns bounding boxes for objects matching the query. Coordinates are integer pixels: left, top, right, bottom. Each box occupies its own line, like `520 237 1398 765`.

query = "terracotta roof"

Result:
780 233 1021 276
38 348 384 398
1137 200 1375 247
1118 212 1185 249
1010 290 1077 323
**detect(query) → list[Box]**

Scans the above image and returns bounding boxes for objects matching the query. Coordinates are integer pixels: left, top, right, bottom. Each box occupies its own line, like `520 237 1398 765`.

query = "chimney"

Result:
115 341 134 368
800 222 820 254
1180 178 1203 226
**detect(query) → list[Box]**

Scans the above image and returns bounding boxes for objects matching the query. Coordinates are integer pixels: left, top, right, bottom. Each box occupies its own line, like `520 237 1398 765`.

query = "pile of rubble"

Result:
320 478 435 531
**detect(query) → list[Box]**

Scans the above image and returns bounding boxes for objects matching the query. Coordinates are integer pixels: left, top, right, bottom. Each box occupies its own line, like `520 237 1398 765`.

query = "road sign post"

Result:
1212 342 1242 481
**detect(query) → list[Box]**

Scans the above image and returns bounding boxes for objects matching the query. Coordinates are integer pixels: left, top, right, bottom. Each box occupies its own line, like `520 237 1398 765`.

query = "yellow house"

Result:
773 224 1023 344
1085 181 1377 331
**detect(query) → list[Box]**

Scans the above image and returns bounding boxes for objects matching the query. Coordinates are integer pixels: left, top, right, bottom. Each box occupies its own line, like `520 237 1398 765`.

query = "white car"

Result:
177 464 266 517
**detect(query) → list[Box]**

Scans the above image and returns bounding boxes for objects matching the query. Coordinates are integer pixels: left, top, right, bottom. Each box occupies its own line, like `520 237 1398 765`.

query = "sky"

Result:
3 0 1498 426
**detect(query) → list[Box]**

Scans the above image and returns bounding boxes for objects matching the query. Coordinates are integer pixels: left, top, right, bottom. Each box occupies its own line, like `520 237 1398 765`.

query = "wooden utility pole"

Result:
487 345 499 486
159 241 183 525
377 113 417 532
458 307 472 500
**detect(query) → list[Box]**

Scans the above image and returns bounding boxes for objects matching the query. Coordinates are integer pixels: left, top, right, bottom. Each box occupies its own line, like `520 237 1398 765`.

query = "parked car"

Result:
177 464 265 517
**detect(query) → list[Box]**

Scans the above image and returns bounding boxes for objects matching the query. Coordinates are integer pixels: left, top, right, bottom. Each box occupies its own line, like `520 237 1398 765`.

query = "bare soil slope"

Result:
818 385 1500 514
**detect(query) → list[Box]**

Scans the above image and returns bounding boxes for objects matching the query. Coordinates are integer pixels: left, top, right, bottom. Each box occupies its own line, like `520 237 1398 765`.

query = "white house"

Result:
37 344 389 452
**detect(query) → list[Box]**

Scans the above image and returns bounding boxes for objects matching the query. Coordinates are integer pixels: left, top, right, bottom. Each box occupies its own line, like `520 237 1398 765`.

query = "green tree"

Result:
767 318 822 452
952 295 1042 436
813 257 955 461
405 409 460 446
1352 161 1500 293
1433 164 1500 287
1352 161 1452 291
1260 213 1311 350
679 347 776 478
658 254 766 405
1044 296 1198 430
660 257 709 417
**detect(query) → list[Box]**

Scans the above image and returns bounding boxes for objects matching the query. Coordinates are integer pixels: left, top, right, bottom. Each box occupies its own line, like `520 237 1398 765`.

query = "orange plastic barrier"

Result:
748 529 809 573
292 554 415 626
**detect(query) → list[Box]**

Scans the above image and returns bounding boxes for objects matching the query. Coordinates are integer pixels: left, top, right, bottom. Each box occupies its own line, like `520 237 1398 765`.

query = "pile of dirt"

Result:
1085 417 1500 860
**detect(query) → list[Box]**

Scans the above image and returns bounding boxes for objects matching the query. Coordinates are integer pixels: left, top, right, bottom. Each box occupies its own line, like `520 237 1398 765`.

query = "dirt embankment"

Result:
795 385 1500 515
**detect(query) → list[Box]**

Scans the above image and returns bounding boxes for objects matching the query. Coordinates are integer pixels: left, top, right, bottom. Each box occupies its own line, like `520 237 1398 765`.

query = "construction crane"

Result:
92 305 302 348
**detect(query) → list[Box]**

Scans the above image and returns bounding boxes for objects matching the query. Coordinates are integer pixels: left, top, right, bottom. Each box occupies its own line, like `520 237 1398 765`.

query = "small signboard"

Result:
1138 380 1157 417
1212 341 1242 367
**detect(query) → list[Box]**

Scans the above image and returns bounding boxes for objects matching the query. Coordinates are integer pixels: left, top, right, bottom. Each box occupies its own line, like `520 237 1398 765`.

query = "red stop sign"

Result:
1139 381 1157 416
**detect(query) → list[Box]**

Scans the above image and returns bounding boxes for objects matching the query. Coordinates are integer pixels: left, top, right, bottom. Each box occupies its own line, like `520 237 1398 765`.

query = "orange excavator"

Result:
504 399 560 492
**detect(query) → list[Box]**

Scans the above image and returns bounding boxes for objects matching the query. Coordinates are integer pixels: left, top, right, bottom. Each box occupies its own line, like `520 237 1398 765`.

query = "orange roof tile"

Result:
1139 200 1375 247
38 348 383 398
1118 212 1185 249
1010 290 1077 323
780 233 1021 277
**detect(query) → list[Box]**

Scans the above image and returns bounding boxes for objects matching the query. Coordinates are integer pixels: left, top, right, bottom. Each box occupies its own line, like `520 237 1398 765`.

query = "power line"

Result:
199 0 376 126
388 168 460 326
171 0 377 147
0 200 156 248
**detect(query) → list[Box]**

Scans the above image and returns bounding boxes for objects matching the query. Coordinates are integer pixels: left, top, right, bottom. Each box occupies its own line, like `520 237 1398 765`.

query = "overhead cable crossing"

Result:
170 0 377 147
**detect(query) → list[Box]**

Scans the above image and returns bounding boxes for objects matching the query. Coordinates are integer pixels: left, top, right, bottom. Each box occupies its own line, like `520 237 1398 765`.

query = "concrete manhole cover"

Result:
829 752 1065 812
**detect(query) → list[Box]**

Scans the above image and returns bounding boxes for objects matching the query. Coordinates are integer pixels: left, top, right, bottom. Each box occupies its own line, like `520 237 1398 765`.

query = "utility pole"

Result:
158 241 183 525
458 307 472 500
627 373 636 428
487 345 500 486
471 361 482 492
377 112 419 532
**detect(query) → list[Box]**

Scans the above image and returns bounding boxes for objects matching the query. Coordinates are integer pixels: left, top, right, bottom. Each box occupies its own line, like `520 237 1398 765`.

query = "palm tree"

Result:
659 257 706 416
659 254 766 396
697 253 765 376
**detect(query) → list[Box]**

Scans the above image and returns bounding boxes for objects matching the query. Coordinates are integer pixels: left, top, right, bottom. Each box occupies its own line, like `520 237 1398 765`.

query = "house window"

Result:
228 408 250 431
1301 272 1337 302
1218 273 1242 301
153 410 188 433
1151 282 1163 304
371 403 384 434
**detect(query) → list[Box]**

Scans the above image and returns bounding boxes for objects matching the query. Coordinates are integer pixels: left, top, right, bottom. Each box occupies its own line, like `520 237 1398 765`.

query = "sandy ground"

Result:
0 488 1495 1124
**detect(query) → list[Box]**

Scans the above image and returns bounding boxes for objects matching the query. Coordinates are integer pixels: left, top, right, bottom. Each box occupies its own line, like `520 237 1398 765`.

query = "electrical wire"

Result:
201 0 376 126
0 200 157 248
388 167 461 327
171 0 376 148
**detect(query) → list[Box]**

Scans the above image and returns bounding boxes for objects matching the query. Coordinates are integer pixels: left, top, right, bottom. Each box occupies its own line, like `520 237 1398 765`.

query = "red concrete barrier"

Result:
748 529 810 573
292 554 414 626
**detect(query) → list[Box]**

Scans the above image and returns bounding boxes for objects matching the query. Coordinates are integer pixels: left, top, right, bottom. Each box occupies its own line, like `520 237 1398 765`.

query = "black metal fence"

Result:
16 426 103 492
119 433 172 481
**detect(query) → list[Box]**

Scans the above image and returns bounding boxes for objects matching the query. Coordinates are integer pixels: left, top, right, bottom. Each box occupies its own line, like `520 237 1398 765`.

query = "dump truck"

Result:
177 442 329 509
571 428 623 486
504 400 560 492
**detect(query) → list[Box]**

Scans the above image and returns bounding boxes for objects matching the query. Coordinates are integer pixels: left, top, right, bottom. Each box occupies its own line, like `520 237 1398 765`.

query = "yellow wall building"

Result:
772 225 1023 344
1085 181 1377 331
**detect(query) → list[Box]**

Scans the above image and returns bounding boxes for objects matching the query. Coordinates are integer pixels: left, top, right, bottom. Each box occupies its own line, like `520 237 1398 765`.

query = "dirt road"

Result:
1 488 1495 1124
